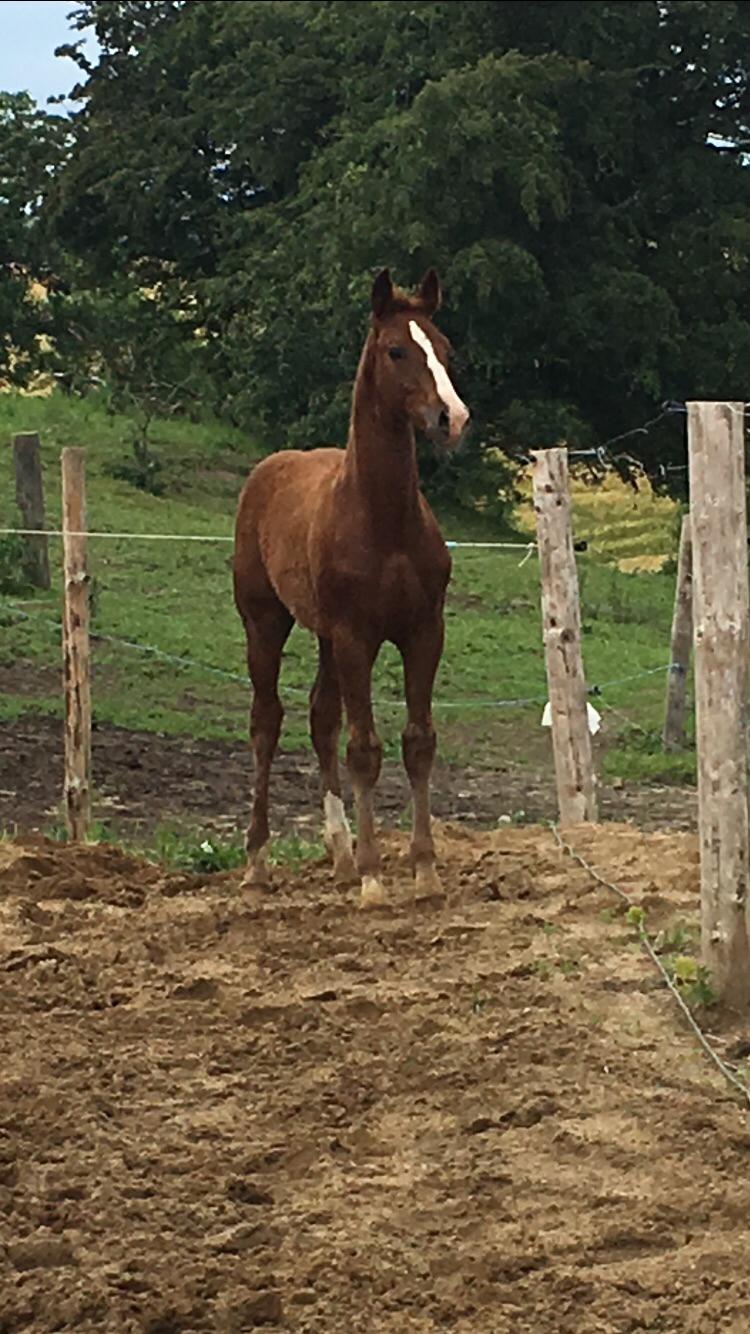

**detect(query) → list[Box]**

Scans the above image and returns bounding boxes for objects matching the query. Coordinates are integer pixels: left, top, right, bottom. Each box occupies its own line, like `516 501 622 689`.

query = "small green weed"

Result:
626 904 646 931
625 905 714 1008
532 958 553 981
558 957 581 977
531 955 581 981
599 905 625 924
665 955 717 1009
655 918 700 955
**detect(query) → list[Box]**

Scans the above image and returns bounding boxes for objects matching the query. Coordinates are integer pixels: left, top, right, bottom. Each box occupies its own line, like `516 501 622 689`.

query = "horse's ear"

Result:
419 268 442 315
371 268 394 319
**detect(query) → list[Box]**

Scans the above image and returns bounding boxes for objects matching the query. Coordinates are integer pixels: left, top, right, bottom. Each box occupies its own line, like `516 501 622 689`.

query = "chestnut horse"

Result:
233 268 469 906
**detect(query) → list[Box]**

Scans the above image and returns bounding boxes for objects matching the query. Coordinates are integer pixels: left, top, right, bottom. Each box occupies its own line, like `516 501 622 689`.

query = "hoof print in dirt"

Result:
214 1290 283 1329
8 1233 76 1271
4 945 70 973
208 1222 280 1255
477 881 504 901
226 1177 274 1206
171 976 220 1001
499 1096 558 1129
466 1115 498 1135
413 887 447 910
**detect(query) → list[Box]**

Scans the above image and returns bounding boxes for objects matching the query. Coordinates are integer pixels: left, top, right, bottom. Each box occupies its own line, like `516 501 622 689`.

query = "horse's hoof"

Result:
359 876 388 909
241 852 270 891
414 865 445 902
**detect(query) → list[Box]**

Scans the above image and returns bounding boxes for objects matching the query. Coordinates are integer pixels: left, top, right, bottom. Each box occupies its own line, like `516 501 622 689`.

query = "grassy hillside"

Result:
1 391 691 785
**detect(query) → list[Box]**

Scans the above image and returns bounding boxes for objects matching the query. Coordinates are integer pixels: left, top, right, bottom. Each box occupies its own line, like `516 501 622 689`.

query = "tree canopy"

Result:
5 1 750 499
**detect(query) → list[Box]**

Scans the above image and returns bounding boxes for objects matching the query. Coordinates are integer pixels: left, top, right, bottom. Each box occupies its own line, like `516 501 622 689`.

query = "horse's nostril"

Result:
438 408 449 431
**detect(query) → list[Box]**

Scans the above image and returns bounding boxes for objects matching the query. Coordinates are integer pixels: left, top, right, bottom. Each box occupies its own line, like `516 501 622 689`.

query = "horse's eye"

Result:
388 346 406 361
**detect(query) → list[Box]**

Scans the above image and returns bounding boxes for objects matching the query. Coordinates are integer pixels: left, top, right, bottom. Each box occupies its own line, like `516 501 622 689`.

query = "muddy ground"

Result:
1 822 750 1332
1 715 697 840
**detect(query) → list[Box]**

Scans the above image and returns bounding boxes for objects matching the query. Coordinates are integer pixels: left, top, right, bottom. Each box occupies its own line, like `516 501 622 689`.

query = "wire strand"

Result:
2 599 675 713
0 527 537 552
551 825 750 1112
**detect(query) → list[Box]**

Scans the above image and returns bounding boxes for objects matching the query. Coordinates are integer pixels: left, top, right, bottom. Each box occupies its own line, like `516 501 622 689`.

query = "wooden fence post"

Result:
688 402 750 1008
12 432 50 589
532 447 598 824
61 447 91 841
662 514 693 750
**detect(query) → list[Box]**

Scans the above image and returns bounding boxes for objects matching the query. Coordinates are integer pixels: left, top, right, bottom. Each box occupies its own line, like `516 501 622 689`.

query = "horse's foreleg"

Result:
332 631 384 908
310 637 355 883
400 618 444 900
242 603 293 889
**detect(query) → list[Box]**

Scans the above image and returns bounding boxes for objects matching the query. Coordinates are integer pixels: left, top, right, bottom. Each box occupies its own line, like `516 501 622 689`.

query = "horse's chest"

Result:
380 554 437 620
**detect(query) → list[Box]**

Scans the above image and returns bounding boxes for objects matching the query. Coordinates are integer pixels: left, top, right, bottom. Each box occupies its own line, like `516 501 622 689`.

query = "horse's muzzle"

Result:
425 405 471 451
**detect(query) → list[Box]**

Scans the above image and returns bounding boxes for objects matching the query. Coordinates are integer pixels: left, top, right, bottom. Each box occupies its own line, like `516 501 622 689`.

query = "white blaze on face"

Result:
408 319 469 437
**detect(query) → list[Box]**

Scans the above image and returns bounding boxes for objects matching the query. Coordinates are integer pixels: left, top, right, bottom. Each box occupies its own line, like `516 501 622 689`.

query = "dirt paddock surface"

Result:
1 823 750 1333
0 714 698 836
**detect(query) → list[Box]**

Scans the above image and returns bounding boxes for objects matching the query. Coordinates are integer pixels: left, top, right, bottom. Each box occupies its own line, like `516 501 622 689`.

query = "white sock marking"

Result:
408 319 469 435
324 792 351 842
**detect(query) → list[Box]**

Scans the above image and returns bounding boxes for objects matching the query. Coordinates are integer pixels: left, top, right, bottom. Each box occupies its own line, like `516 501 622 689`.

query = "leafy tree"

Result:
0 92 70 384
45 282 212 492
40 1 750 499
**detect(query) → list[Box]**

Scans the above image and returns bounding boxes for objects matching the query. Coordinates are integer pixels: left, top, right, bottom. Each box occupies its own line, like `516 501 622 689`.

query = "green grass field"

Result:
0 391 693 785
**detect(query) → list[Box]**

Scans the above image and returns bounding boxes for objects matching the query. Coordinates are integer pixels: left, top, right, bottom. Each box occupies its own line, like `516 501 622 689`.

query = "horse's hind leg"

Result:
310 638 356 883
240 600 293 889
400 618 444 900
332 630 385 908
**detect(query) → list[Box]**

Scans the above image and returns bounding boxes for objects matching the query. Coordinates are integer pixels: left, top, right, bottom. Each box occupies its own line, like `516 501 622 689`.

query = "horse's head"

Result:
369 268 470 449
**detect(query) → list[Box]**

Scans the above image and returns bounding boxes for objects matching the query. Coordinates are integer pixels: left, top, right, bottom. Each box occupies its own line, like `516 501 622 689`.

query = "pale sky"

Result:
0 0 100 108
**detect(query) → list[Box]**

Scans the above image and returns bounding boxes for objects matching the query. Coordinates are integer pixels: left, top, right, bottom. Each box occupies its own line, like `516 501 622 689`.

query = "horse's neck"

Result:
344 341 420 534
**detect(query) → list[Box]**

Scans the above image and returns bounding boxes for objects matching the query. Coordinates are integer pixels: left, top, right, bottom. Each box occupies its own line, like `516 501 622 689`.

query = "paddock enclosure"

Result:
3 405 750 1332
2 823 750 1333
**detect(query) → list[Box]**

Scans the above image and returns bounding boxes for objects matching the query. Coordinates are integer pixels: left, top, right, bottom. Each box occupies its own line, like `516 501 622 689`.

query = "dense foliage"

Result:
4 1 750 500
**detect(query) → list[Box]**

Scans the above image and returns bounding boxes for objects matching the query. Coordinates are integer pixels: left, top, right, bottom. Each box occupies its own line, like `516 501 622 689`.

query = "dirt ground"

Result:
0 715 698 839
1 822 750 1332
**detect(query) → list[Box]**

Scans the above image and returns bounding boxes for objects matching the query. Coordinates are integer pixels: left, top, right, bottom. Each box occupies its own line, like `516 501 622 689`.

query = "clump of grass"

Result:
45 815 114 845
268 833 325 869
0 534 31 596
150 827 245 873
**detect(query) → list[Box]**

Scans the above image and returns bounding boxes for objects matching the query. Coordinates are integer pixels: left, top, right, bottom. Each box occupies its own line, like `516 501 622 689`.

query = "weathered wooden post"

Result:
12 431 50 589
662 514 693 750
532 446 598 824
61 447 91 841
688 402 750 1008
